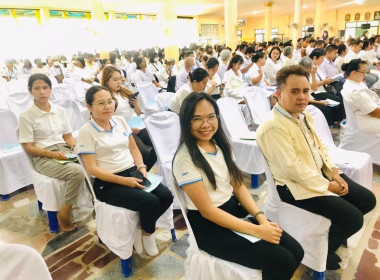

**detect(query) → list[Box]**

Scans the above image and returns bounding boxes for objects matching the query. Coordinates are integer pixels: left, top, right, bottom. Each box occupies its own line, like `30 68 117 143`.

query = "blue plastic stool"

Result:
121 257 132 278
171 228 177 242
47 211 59 233
1 194 10 201
251 174 259 188
313 271 325 280
37 200 43 210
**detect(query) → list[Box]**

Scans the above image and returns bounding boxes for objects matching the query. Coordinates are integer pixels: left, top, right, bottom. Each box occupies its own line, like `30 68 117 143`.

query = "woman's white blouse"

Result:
133 69 155 85
264 59 282 85
222 69 245 102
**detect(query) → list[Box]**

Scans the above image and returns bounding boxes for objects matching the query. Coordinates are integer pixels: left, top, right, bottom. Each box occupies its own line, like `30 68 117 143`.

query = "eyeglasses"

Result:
356 70 367 74
191 114 219 125
92 99 115 107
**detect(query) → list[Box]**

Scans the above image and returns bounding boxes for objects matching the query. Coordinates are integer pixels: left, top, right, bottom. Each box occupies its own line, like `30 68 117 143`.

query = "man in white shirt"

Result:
292 41 302 63
240 46 254 74
305 39 316 56
176 57 195 91
345 39 378 89
374 35 380 59
320 45 339 78
1 60 19 81
32 58 50 76
49 61 68 84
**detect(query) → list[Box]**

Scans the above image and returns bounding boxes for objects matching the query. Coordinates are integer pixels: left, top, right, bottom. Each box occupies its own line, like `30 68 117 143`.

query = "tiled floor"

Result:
1 130 380 279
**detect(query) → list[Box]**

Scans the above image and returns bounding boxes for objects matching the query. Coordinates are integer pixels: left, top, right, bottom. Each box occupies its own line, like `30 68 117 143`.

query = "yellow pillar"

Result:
264 1 273 42
91 0 105 21
314 0 324 39
161 0 179 63
224 0 237 50
10 9 20 26
292 0 303 43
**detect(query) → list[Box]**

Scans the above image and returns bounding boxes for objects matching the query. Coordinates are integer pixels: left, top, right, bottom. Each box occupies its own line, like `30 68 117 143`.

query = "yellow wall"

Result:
239 5 380 42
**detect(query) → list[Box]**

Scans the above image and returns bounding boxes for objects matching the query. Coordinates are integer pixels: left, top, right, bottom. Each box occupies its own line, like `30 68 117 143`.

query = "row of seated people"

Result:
17 52 379 278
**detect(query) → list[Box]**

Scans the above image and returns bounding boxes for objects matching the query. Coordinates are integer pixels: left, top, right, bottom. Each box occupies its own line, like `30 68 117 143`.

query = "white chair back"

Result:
0 109 19 147
154 91 175 112
217 97 253 139
51 83 79 101
7 79 28 95
137 82 159 104
51 99 85 132
306 105 335 146
144 111 180 165
6 91 34 118
242 87 271 128
341 98 360 135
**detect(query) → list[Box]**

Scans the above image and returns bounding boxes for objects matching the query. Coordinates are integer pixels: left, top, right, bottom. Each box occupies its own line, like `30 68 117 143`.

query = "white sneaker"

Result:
143 235 158 256
134 228 143 255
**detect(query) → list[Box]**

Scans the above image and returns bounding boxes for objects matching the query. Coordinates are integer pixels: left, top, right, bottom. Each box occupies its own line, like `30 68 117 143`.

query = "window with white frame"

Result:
345 21 379 40
255 28 279 42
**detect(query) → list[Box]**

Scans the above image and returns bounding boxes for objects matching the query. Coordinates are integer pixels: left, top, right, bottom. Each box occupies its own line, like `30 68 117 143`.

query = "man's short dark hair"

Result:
325 44 338 53
276 65 310 90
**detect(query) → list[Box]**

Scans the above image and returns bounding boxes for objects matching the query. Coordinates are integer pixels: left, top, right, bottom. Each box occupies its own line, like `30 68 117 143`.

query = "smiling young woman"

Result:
172 92 304 280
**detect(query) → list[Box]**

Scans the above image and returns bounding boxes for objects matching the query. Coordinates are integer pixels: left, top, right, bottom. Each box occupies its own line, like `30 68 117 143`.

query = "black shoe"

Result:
326 254 340 270
332 253 342 263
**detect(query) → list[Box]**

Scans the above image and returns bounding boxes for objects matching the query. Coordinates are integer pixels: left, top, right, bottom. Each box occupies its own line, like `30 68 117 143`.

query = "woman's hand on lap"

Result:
256 221 283 244
52 151 69 160
123 177 145 189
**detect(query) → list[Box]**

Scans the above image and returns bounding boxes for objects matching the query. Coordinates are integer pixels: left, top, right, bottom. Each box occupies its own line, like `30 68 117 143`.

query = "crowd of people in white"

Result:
1 30 380 279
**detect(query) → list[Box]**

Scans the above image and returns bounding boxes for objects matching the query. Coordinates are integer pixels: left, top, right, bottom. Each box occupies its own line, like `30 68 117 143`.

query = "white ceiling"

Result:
2 0 380 18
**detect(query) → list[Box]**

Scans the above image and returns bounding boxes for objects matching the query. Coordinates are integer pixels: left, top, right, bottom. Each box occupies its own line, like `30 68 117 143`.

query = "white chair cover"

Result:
6 79 28 95
0 244 52 280
217 97 265 174
171 182 262 280
154 91 175 112
144 111 181 209
51 99 86 138
51 83 80 101
136 82 159 116
79 156 174 260
5 91 34 118
0 110 32 195
339 99 380 165
307 105 373 190
259 149 331 272
242 87 272 129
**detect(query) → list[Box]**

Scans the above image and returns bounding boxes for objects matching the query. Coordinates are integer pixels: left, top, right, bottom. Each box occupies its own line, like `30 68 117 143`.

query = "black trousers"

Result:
311 92 345 126
133 128 157 171
188 196 304 280
94 166 173 234
277 173 376 255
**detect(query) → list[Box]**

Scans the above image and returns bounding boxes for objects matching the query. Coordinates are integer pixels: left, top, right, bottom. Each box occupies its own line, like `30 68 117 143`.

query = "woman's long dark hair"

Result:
173 92 244 190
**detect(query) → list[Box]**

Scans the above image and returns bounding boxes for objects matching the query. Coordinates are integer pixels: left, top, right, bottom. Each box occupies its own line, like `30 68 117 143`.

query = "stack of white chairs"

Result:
136 82 160 116
259 148 331 276
307 105 373 190
339 99 380 165
171 181 262 280
0 109 31 200
78 156 176 278
144 111 181 209
217 97 265 175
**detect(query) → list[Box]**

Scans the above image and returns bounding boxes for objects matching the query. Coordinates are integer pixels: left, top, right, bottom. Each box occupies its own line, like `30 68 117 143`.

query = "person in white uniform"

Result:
172 92 304 280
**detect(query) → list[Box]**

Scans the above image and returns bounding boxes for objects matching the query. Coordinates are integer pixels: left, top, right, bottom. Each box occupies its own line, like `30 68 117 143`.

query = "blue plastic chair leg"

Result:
1 194 10 201
251 174 259 188
121 257 132 278
47 211 59 233
37 200 43 210
171 228 177 242
98 237 103 244
313 271 325 280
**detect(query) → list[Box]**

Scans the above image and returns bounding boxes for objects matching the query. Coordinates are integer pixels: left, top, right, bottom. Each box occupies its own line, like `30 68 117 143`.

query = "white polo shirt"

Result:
246 63 264 86
172 144 233 210
19 103 71 149
77 116 135 174
206 74 222 96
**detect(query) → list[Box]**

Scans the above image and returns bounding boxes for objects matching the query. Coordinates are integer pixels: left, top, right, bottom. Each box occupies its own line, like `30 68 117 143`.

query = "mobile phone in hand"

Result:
130 92 139 108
